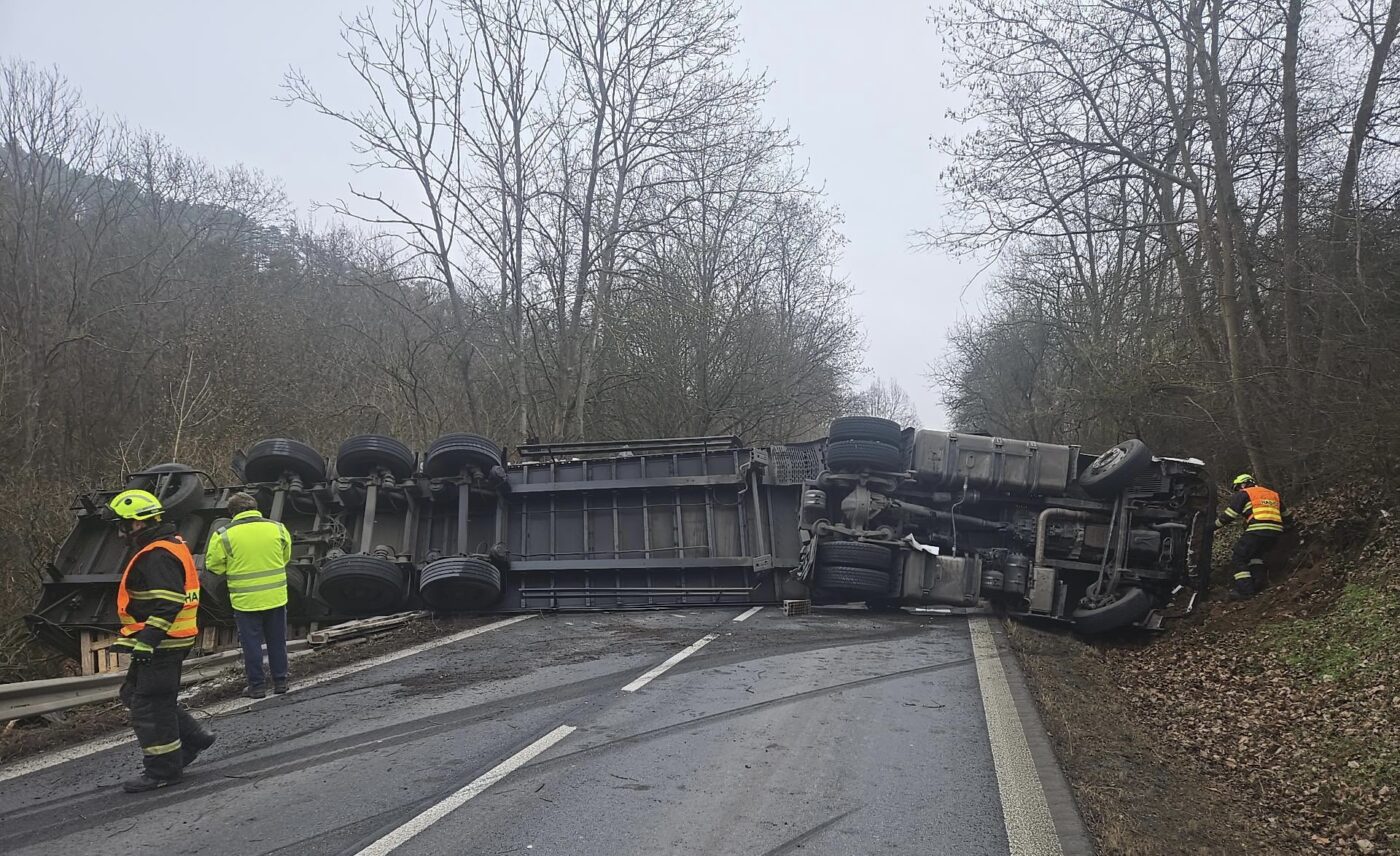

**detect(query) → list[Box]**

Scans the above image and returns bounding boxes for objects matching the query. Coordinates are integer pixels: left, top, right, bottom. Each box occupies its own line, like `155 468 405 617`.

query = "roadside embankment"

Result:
1011 485 1399 855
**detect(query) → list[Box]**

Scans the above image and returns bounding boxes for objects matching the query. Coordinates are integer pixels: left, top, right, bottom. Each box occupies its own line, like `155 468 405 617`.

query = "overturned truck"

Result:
29 419 1213 658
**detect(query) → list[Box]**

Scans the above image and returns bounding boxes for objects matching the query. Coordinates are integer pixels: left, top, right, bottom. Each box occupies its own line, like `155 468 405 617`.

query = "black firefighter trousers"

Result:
1230 531 1280 595
118 652 208 779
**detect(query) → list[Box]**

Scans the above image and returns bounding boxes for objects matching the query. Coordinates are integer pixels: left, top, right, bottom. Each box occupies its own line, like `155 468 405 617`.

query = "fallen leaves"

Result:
1034 485 1400 855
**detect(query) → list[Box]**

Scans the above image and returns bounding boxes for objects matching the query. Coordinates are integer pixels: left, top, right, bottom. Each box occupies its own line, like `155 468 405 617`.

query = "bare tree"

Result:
934 0 1400 487
852 378 921 427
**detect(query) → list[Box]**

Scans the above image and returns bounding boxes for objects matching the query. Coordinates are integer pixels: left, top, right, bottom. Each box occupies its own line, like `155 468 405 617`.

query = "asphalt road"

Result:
0 608 1090 856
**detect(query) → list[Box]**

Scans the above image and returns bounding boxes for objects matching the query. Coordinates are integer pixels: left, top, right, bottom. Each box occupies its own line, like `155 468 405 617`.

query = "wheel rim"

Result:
1090 446 1125 474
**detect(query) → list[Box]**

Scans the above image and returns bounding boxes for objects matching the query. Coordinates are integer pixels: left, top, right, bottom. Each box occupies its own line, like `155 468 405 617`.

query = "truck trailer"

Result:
28 417 1213 661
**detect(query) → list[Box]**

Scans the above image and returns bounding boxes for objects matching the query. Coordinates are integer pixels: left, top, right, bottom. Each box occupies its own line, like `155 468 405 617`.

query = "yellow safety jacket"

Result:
205 511 292 611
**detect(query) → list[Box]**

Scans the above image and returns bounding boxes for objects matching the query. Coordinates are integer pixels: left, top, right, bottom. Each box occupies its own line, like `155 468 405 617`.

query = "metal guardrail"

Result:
0 640 313 722
1 611 434 723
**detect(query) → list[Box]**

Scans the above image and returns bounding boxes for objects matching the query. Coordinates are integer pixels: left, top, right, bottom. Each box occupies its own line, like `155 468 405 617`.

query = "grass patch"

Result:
1315 731 1400 842
1260 582 1400 680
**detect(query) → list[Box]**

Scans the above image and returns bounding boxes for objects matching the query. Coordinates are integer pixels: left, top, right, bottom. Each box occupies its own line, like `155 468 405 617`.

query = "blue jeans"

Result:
234 605 288 688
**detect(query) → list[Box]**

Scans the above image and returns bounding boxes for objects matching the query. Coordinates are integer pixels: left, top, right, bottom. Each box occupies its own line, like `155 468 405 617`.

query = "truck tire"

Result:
819 541 894 571
419 556 503 611
286 564 310 617
423 433 502 478
335 435 416 480
125 463 203 521
243 438 327 484
817 564 891 595
1078 439 1153 498
825 439 905 474
197 569 233 622
1072 586 1153 633
316 554 408 615
829 416 903 446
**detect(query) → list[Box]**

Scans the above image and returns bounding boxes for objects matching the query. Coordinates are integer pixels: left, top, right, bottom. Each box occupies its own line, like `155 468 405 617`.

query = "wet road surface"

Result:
0 608 1088 855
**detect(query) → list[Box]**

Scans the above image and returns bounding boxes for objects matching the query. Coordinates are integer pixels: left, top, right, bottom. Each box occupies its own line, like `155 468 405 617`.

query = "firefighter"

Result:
204 492 293 698
1213 473 1285 600
107 488 215 792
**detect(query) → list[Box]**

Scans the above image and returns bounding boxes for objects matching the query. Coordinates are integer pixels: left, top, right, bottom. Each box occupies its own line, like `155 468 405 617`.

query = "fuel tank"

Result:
911 430 1076 496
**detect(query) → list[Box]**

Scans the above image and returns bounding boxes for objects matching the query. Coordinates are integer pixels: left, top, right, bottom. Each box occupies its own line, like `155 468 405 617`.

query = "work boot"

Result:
122 772 182 793
273 679 289 695
182 731 216 767
243 685 267 699
1230 572 1255 601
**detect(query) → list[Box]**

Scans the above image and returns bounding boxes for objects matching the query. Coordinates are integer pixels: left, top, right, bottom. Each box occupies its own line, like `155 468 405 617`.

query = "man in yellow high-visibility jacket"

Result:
205 492 293 698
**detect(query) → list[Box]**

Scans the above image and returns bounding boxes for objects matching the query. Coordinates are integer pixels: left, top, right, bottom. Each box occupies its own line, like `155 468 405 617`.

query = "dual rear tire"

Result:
816 540 895 597
825 416 906 474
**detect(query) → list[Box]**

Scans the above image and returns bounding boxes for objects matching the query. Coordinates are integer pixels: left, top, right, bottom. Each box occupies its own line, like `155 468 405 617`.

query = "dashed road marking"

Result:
0 615 535 784
352 724 577 856
621 633 719 693
969 617 1064 856
732 606 764 622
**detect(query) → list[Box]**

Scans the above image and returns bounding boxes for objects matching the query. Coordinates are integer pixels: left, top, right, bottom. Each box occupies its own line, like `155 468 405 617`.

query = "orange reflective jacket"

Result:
1243 485 1284 532
115 537 201 652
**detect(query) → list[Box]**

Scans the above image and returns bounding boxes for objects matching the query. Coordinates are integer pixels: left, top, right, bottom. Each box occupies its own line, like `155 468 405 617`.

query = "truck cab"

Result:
796 419 1213 632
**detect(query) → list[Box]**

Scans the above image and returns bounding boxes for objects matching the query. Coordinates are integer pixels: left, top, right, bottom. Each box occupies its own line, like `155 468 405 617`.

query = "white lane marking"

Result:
732 606 764 622
0 733 132 785
353 724 577 856
620 633 719 693
211 615 537 716
0 615 536 784
969 617 1064 856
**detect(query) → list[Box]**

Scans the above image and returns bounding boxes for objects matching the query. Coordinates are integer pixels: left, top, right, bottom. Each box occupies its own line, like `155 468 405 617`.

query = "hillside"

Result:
1011 485 1400 855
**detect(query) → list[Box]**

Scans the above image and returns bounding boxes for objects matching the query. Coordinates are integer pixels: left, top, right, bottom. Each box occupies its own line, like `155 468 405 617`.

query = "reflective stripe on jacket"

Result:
204 510 292 611
116 538 200 652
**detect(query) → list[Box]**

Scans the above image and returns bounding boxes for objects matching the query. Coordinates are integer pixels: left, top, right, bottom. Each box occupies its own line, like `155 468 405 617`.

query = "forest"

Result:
934 0 1400 493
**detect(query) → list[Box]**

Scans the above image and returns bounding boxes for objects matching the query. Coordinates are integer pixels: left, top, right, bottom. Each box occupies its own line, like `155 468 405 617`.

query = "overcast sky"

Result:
0 0 985 427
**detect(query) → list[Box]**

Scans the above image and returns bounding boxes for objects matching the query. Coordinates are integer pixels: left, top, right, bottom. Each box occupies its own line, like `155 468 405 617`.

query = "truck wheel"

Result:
126 463 203 521
819 541 893 571
197 569 233 622
1072 586 1153 633
1078 439 1153 498
243 438 327 484
423 433 502 478
825 439 905 474
316 555 408 615
286 565 310 617
817 564 890 595
419 556 503 610
829 416 903 445
335 435 416 480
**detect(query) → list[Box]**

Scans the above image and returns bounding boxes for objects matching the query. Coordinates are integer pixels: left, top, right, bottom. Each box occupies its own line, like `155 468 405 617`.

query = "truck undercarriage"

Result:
28 419 1212 660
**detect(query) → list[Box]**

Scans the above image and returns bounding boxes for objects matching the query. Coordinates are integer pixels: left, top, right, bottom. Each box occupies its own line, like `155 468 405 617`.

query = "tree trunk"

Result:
1280 0 1304 376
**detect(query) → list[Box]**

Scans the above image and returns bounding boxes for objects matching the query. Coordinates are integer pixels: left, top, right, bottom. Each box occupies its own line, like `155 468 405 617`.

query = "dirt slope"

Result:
1010 484 1399 855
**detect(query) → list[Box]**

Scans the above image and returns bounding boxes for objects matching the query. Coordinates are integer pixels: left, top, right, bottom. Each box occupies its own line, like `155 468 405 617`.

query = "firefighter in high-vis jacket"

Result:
1213 474 1285 600
106 488 216 792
